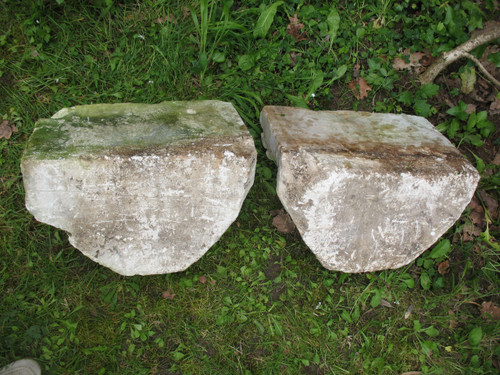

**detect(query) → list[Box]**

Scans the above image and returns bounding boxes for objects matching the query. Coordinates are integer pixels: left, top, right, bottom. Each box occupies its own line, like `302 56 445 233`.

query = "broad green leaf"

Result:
172 351 185 361
212 51 226 63
463 133 483 147
447 119 460 139
460 66 476 94
472 153 486 174
333 65 347 80
429 239 451 259
254 320 265 334
421 340 437 355
446 101 468 121
488 52 500 68
285 94 309 109
370 289 382 308
340 309 352 323
424 326 440 337
253 2 283 39
238 54 255 71
326 7 340 44
466 112 477 131
420 271 431 290
476 111 488 123
306 70 324 99
468 326 482 346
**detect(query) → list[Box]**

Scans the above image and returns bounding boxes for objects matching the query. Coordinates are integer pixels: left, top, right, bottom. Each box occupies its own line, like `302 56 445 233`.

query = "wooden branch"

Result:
420 22 500 86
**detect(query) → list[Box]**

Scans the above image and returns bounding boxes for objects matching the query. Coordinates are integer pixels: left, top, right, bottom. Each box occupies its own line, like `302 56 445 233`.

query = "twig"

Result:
420 22 500 86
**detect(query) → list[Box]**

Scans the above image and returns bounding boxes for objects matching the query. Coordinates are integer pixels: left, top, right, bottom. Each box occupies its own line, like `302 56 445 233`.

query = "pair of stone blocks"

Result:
21 101 479 275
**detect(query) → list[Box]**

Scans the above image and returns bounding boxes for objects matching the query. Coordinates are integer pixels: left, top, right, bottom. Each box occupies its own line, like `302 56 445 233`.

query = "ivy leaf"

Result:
253 2 283 39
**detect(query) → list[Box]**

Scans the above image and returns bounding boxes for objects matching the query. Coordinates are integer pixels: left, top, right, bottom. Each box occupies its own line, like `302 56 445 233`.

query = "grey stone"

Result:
261 106 479 273
22 101 256 275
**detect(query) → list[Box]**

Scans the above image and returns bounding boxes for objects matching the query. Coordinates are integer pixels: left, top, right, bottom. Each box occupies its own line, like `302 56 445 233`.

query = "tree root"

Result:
420 21 500 89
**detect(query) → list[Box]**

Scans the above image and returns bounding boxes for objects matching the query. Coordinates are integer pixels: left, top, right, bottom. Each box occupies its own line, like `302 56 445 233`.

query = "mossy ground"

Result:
0 1 499 374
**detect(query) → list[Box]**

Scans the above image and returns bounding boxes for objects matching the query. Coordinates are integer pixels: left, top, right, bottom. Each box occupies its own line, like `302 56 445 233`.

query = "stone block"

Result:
261 106 479 273
22 101 256 275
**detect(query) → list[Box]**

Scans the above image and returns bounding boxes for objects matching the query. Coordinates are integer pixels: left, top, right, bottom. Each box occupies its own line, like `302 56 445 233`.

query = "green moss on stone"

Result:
24 101 247 160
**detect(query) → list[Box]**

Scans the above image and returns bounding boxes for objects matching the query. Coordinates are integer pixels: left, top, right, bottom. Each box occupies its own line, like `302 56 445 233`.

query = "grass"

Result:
1 0 499 373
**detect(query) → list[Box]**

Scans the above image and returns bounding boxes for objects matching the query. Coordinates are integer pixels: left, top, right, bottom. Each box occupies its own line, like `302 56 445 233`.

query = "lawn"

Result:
0 0 499 374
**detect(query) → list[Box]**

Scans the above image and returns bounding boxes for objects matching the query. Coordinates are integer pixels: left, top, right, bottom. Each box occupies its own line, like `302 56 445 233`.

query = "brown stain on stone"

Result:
262 106 469 175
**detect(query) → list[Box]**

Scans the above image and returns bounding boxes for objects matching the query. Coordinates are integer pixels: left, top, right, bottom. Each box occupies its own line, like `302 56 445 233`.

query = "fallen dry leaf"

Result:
154 14 176 24
493 152 500 166
380 299 393 308
465 103 477 114
392 49 431 72
481 301 500 320
449 309 458 329
438 260 450 275
290 51 301 66
272 209 296 234
286 14 307 42
490 97 500 115
349 77 372 100
404 304 414 319
0 120 13 140
161 289 175 300
198 275 208 284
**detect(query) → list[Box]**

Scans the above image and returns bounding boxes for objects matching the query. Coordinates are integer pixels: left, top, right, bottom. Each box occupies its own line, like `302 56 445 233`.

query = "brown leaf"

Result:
198 275 208 284
161 290 175 300
392 49 430 72
0 120 13 140
380 299 393 308
461 223 476 242
154 14 176 24
272 209 296 234
470 210 484 226
438 260 450 275
469 196 483 213
349 77 372 100
490 97 500 115
399 372 423 375
479 190 498 220
493 152 500 166
286 14 307 42
481 301 500 320
449 309 458 329
404 304 414 319
465 103 477 114
290 51 301 66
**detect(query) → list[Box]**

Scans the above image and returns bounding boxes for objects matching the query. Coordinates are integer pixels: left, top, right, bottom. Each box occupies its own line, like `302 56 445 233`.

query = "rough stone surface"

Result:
22 101 256 275
261 106 479 273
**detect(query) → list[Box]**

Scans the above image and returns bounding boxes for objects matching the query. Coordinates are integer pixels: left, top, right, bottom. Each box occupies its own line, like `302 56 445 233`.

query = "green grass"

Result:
1 0 499 374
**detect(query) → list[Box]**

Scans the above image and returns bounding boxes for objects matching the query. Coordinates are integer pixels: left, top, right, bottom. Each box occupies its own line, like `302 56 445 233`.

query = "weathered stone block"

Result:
22 101 256 275
261 106 479 273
